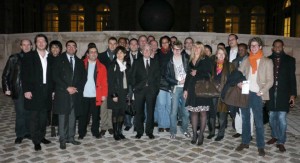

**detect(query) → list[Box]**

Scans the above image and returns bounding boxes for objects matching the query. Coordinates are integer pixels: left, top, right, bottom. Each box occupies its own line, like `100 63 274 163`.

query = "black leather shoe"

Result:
60 143 66 149
15 137 23 144
124 126 131 131
207 134 215 139
135 134 142 139
147 133 155 139
70 140 81 145
34 144 41 151
232 133 241 138
215 136 224 141
94 134 102 139
158 128 164 132
41 138 51 144
165 128 170 132
78 136 84 140
108 129 114 135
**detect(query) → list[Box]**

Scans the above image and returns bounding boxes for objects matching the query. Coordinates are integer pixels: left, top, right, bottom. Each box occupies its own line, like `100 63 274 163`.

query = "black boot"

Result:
197 132 204 146
118 122 126 139
113 123 120 141
207 118 215 139
191 131 198 144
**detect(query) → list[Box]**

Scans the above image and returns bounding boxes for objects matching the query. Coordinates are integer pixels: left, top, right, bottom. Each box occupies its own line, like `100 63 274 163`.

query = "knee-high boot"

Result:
118 121 126 139
113 122 120 141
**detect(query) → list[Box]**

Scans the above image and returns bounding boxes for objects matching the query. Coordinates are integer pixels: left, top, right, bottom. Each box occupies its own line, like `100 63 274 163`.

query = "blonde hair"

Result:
190 41 205 62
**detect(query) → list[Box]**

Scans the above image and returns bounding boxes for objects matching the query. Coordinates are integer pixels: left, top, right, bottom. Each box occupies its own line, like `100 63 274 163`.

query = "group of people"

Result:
2 33 296 157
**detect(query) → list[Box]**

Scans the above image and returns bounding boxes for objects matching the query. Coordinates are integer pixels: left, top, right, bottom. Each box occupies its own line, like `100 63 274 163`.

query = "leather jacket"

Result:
165 53 189 91
2 52 26 99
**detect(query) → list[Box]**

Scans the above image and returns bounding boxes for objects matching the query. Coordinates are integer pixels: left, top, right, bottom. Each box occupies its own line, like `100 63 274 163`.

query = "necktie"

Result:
146 59 150 73
70 57 74 72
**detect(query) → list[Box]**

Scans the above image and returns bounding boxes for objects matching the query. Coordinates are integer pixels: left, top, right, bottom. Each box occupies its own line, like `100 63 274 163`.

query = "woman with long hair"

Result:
183 41 213 145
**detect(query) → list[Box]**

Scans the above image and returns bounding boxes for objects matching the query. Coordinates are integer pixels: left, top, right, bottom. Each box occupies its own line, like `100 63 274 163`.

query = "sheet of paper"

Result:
242 81 250 94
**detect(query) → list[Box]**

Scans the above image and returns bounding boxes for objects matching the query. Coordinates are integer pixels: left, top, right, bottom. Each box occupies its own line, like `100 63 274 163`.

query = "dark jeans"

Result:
241 91 265 148
13 93 30 138
78 97 100 137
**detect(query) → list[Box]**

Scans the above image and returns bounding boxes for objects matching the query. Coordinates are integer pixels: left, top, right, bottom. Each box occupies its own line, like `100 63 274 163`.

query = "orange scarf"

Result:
249 49 263 74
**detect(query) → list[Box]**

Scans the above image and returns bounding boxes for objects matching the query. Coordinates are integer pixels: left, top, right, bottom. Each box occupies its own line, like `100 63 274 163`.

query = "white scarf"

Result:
116 59 127 72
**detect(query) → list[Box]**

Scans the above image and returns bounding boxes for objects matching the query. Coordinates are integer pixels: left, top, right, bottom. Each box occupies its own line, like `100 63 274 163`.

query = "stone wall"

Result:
1 31 300 95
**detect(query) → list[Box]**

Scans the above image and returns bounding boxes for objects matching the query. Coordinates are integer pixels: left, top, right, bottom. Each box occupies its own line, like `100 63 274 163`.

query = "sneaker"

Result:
183 132 191 138
258 148 265 157
170 134 176 139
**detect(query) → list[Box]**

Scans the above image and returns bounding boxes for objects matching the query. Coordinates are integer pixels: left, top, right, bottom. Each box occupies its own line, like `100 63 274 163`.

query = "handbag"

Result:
195 79 220 98
125 99 136 116
223 86 248 108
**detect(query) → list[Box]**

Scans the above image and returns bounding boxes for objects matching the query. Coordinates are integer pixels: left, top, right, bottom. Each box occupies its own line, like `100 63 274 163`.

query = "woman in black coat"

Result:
107 46 131 141
183 41 213 146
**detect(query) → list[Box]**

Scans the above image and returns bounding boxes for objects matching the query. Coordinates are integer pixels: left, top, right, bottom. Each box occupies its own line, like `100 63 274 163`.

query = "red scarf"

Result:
161 48 170 54
249 49 263 74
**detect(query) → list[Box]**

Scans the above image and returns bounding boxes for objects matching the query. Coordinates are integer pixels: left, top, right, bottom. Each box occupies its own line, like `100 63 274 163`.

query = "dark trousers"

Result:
59 108 76 143
134 87 157 135
13 92 30 138
78 97 100 137
30 109 47 144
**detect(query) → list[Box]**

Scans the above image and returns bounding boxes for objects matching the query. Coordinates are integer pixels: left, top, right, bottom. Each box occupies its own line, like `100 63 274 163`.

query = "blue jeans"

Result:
241 91 265 148
155 90 171 128
269 111 287 144
170 87 190 134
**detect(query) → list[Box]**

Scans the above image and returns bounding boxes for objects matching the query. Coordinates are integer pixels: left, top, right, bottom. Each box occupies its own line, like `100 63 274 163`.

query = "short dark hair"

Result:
138 35 147 41
129 38 138 44
65 40 77 47
118 37 127 43
184 37 194 44
34 34 48 49
159 35 171 47
272 39 284 47
49 40 62 51
204 45 213 54
217 42 226 48
108 37 117 43
87 46 98 53
172 40 183 49
170 36 177 40
238 43 248 50
228 33 238 40
115 46 127 54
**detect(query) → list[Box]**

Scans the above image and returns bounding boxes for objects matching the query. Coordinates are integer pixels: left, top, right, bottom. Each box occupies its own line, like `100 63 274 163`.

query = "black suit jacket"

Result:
267 53 297 112
125 51 143 66
21 50 53 111
131 57 160 93
52 52 86 115
98 50 114 70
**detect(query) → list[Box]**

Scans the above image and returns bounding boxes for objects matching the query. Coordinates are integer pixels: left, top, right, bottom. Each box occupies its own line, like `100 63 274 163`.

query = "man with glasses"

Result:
165 41 190 139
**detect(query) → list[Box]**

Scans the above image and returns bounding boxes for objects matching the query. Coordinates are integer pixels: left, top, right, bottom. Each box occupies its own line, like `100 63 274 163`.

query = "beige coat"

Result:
238 57 274 100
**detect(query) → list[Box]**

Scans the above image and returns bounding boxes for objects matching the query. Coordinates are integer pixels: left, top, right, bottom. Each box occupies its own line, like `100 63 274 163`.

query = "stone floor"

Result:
0 94 300 163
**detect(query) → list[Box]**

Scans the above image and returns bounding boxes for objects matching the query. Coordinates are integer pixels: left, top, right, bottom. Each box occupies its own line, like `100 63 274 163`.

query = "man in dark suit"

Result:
124 38 142 131
131 43 160 139
53 40 86 150
266 39 297 152
22 34 53 151
98 37 117 136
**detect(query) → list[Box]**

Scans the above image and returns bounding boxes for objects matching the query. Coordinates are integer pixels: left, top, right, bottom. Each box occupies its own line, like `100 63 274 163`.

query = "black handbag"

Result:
195 79 220 98
125 99 136 116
